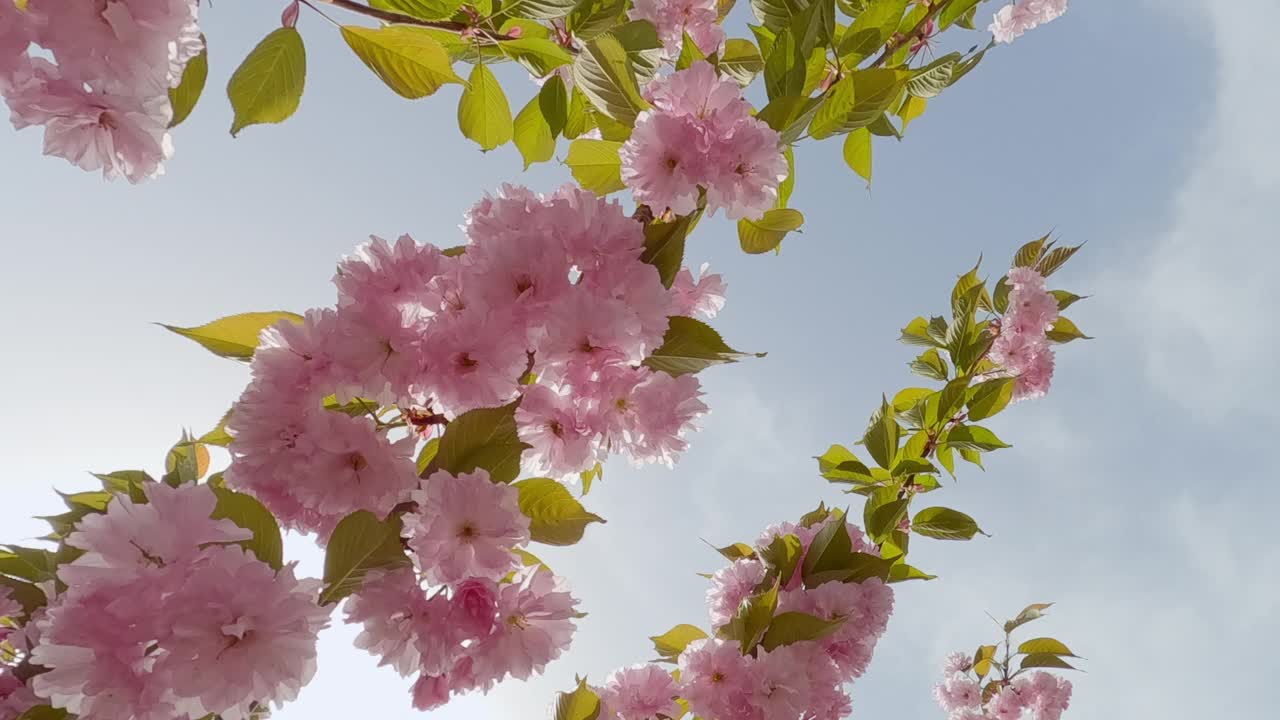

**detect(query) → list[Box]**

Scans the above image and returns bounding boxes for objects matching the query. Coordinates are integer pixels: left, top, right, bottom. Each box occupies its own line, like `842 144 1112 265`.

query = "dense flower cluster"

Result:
621 62 787 221
989 0 1069 44
0 484 329 720
596 515 894 720
344 468 579 710
934 654 1073 720
225 185 722 536
989 267 1058 401
628 0 724 57
0 0 203 182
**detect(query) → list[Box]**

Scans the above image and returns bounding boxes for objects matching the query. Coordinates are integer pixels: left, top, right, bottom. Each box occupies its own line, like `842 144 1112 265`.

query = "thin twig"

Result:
868 0 955 69
316 0 519 41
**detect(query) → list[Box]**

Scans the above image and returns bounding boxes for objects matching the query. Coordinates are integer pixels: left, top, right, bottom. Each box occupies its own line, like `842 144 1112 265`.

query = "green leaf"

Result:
778 146 796 207
938 0 982 29
198 410 234 447
760 612 844 651
428 402 529 484
642 211 702 288
958 447 984 469
514 94 556 169
1037 243 1083 277
501 37 574 77
750 0 811 32
906 52 960 98
810 68 905 138
720 38 766 86
565 138 626 195
722 578 779 653
342 25 462 99
764 28 806 101
169 39 208 128
1004 602 1053 633
609 20 666 83
945 424 1010 452
818 445 876 484
506 0 579 20
899 318 938 348
967 377 1015 421
95 470 153 503
951 257 986 318
567 0 627 41
738 208 805 254
211 487 284 569
677 31 707 70
320 511 410 605
572 33 648 125
801 508 852 586
515 478 606 546
539 74 570 136
715 542 758 561
161 432 209 487
757 94 825 144
949 44 989 86
457 63 513 151
227 27 305 136
370 0 464 19
415 437 440 476
837 0 907 63
1050 289 1087 311
1020 653 1079 671
15 706 69 720
936 443 956 478
580 462 602 495
911 506 983 540
887 562 937 582
974 644 998 678
863 396 900 469
910 347 949 381
1045 317 1092 343
643 316 764 376
798 501 832 527
937 377 970 423
564 87 597 139
163 311 303 360
1018 637 1077 656
554 677 603 720
651 624 709 661
759 533 803 586
892 457 938 476
867 497 909 541
1013 233 1051 267
843 127 872 185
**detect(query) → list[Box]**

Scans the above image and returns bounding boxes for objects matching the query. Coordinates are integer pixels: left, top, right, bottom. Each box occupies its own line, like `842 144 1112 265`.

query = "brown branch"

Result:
316 0 518 41
868 0 954 68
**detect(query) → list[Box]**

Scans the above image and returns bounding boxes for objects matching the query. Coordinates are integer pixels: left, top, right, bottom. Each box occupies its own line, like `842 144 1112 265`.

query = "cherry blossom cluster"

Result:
621 62 788 222
595 515 895 720
989 267 1058 401
225 184 724 536
989 0 1069 44
628 0 724 57
0 483 329 720
0 0 203 182
934 653 1073 720
345 468 579 711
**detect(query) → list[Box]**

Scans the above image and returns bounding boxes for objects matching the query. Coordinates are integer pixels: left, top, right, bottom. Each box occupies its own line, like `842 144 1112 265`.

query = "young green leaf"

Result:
210 487 284 569
320 511 410 605
760 612 845 651
458 64 513 151
169 40 208 128
341 25 462 99
514 478 606 546
738 208 804 254
863 397 901 470
911 506 983 540
642 211 702 288
565 138 626 194
843 127 873 185
643 317 765 376
572 33 649 124
427 402 530 483
227 27 306 136
514 95 556 169
553 677 603 720
162 311 303 360
719 38 766 86
651 624 709 661
967 377 1015 421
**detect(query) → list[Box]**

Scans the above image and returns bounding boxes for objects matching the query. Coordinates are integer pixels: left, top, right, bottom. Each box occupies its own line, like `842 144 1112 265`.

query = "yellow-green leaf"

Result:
738 208 804 254
162 311 303 360
169 39 208 127
227 27 306 136
760 612 844 651
643 316 764 376
341 25 462 99
719 38 765 86
651 623 708 660
572 33 648 124
427 402 529 483
553 677 602 720
565 138 625 194
210 487 284 569
320 511 410 605
514 478 606 546
513 94 555 168
457 63 513 150
1018 637 1077 657
843 127 872 185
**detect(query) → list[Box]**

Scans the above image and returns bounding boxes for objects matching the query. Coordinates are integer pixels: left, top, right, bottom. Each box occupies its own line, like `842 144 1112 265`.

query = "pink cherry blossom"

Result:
162 548 330 720
467 568 579 689
629 0 725 57
343 567 428 677
627 371 708 467
405 470 530 585
620 111 705 216
0 1 31 90
411 673 452 711
422 309 529 414
452 578 499 638
517 384 599 477
670 263 728 319
935 673 983 713
944 650 973 674
0 670 40 720
703 119 789 220
598 664 680 720
706 558 765 629
989 0 1068 44
677 638 756 719
1026 672 1072 720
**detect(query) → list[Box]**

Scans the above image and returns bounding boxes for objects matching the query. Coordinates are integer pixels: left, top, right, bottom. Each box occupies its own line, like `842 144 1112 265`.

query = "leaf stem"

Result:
316 0 519 41
868 0 955 69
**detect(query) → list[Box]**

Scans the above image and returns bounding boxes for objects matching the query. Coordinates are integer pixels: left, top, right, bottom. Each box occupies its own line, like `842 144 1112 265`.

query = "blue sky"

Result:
2 0 1274 718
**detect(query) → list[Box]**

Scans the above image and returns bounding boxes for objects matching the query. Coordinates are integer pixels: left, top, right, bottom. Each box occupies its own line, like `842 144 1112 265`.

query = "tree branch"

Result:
316 0 518 41
868 0 954 69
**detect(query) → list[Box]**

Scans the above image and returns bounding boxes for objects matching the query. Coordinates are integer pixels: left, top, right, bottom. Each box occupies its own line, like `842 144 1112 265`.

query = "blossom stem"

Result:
315 0 519 41
868 0 956 69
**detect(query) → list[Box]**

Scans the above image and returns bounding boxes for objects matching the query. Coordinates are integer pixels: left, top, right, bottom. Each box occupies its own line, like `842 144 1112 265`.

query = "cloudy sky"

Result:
2 0 1275 718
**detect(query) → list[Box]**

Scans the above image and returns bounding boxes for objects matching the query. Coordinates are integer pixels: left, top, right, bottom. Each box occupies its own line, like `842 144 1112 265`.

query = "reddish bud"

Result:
281 0 300 28
506 25 524 39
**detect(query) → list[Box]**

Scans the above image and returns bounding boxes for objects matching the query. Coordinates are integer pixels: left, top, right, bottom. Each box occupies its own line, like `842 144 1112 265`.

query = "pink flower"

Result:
343 568 428 677
627 371 708 467
452 578 499 638
629 0 724 56
988 682 1031 720
467 568 579 689
598 664 680 720
935 673 982 712
646 62 748 124
0 670 41 720
944 650 973 674
0 588 21 639
620 111 705 216
989 0 1068 44
517 384 599 477
60 483 250 587
405 470 530 585
289 410 420 523
411 673 451 711
706 559 765 629
161 548 330 720
1026 672 1072 720
422 309 528 414
677 638 755 719
0 1 31 89
670 263 728 319
703 119 788 220
6 59 173 183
